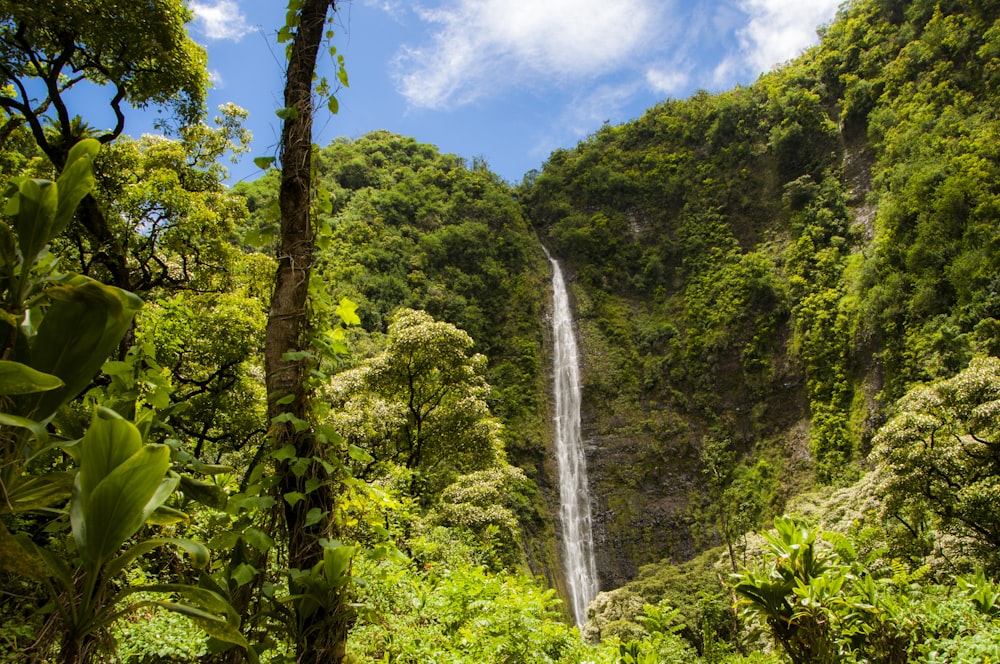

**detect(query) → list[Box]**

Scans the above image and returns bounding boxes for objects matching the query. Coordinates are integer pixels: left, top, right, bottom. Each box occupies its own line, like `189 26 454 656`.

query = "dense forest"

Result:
2 0 1000 662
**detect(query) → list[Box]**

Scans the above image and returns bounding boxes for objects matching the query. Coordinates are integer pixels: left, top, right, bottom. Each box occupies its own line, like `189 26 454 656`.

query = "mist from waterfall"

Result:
546 250 600 629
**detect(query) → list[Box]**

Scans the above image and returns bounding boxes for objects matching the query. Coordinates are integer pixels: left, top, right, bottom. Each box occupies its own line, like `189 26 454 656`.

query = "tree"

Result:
327 308 504 498
82 104 251 294
0 141 245 664
0 0 209 290
263 1 352 661
872 356 1000 571
0 0 206 166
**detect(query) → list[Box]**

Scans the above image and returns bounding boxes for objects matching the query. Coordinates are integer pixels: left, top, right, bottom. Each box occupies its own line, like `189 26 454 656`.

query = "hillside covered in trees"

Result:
2 0 1000 662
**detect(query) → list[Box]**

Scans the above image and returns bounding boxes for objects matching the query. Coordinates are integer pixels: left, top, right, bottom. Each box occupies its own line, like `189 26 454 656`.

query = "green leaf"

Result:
232 562 258 587
53 139 99 236
243 224 277 248
272 443 297 461
305 507 324 527
0 360 64 395
327 95 339 115
335 297 361 326
337 57 349 87
75 435 173 566
105 537 210 580
180 475 228 509
243 527 275 552
76 408 143 500
0 470 72 512
253 156 276 170
0 412 49 448
284 491 305 507
100 360 132 377
146 504 189 525
9 178 57 268
15 279 142 422
275 106 299 120
316 187 333 214
321 541 355 587
347 444 374 464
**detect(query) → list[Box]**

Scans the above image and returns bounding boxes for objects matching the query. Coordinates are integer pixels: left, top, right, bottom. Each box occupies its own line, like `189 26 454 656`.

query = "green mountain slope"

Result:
520 0 1000 586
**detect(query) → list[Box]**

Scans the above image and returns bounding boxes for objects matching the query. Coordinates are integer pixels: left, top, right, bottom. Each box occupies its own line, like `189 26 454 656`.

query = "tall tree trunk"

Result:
263 1 347 661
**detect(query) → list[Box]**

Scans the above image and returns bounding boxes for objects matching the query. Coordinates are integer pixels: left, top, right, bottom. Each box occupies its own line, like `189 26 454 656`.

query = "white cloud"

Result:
393 0 663 109
190 0 253 41
734 0 841 74
565 81 643 135
645 66 689 96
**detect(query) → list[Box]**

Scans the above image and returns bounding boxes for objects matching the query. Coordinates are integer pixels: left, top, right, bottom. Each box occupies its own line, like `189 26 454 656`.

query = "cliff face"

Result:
525 0 1000 590
572 280 812 588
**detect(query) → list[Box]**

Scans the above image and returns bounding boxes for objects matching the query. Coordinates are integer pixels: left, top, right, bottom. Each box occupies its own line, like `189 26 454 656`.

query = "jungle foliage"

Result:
519 0 1000 583
2 0 1000 662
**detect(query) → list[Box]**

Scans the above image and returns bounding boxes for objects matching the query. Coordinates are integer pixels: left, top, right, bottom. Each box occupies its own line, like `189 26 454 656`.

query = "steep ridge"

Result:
520 0 1000 586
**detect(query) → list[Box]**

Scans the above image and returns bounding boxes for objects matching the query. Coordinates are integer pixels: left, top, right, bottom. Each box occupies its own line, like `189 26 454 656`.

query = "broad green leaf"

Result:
337 57 349 87
105 537 210 580
77 408 143 501
15 280 142 421
284 491 305 507
10 178 57 268
1 177 23 216
243 527 275 552
327 95 339 115
275 106 298 120
243 225 277 248
273 443 297 461
253 156 276 170
321 541 356 587
0 360 63 395
146 504 189 525
316 187 333 214
335 297 360 326
100 360 132 377
180 475 228 509
0 412 49 447
77 445 172 566
232 562 258 587
347 444 374 464
53 139 99 236
208 531 241 551
0 470 72 513
304 507 323 527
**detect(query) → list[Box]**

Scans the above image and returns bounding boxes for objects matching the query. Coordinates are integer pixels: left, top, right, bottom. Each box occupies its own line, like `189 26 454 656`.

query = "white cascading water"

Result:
546 249 600 629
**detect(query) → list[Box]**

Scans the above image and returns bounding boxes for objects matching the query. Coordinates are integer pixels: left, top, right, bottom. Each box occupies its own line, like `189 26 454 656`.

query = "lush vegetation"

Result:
2 0 1000 662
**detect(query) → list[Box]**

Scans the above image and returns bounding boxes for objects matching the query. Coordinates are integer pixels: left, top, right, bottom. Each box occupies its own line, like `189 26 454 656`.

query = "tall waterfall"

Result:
546 250 600 628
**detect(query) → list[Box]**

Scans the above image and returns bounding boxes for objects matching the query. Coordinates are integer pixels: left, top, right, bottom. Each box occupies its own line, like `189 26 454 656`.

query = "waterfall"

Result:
546 250 600 629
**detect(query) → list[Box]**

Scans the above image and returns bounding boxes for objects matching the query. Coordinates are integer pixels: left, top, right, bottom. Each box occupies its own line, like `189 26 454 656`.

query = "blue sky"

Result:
117 0 843 185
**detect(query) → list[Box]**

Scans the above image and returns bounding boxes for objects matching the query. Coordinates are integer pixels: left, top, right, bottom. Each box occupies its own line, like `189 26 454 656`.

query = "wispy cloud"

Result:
190 0 253 42
393 0 662 110
564 81 644 135
728 0 841 76
645 66 690 97
386 0 841 144
207 69 224 88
